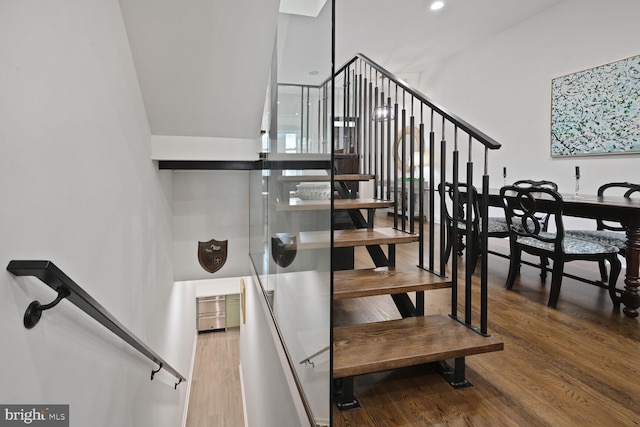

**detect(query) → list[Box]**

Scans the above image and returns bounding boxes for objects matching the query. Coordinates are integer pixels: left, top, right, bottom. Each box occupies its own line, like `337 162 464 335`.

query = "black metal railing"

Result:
277 53 502 336
324 54 501 336
7 260 186 388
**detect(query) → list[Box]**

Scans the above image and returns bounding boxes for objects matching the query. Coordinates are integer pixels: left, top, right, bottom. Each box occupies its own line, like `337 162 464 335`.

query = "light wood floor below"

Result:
186 328 244 427
186 216 640 427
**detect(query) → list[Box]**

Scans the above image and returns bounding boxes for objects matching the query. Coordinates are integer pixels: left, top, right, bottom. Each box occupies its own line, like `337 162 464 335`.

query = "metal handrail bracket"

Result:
299 345 330 368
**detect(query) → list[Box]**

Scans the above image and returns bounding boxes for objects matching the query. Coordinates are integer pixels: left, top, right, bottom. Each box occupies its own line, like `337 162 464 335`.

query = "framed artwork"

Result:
551 54 640 157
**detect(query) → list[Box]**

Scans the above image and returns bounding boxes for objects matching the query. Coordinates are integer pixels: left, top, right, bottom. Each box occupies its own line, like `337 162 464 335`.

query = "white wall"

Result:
418 0 640 227
172 170 251 281
0 1 193 426
241 275 311 427
119 0 281 139
151 135 261 161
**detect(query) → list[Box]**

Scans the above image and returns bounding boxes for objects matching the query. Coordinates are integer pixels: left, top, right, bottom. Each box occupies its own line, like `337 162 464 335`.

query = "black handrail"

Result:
325 53 502 151
7 260 186 389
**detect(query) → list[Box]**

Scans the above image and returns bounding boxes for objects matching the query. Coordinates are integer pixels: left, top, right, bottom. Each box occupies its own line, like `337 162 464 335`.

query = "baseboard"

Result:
239 363 248 427
181 329 199 427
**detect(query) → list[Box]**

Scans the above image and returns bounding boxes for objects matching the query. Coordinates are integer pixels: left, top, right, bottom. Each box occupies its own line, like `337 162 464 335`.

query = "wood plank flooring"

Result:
186 329 244 427
186 213 640 427
333 216 640 426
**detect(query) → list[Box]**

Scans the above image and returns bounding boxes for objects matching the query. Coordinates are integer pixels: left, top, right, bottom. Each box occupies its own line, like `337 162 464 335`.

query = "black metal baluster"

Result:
416 104 425 316
451 121 459 318
393 88 398 228
401 92 407 232
481 146 490 335
373 72 379 197
439 125 447 277
418 108 424 268
386 84 392 202
465 134 473 326
343 66 349 154
354 65 360 171
379 86 385 200
429 109 436 272
368 68 373 175
362 69 368 174
409 105 415 235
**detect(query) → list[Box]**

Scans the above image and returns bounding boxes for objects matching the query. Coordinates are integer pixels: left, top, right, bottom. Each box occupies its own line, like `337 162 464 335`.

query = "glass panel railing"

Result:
250 3 333 424
249 154 331 424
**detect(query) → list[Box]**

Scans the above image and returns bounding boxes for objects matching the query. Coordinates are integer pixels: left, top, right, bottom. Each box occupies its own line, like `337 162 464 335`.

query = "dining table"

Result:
483 188 640 318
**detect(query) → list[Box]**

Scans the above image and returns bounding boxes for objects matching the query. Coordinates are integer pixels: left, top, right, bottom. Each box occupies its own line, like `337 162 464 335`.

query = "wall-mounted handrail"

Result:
6 260 186 389
323 53 502 151
299 345 329 368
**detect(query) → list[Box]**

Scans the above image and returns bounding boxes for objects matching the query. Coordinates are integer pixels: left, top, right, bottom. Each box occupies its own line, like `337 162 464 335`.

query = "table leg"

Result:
622 223 640 318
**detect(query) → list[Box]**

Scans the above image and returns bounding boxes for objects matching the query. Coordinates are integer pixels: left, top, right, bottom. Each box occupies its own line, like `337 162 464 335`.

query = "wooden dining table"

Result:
483 189 640 318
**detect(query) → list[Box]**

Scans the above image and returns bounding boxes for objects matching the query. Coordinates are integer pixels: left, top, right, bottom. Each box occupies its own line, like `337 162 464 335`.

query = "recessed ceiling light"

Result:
430 1 444 11
309 70 319 76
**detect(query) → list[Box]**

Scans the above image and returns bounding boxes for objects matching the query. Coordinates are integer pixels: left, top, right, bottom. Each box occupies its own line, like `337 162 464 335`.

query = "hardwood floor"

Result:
333 217 640 426
186 328 244 427
186 214 640 427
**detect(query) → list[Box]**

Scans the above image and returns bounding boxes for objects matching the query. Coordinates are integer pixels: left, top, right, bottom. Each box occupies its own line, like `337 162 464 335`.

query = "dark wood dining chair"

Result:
501 184 622 308
480 179 558 278
510 180 558 280
438 182 510 273
565 182 640 282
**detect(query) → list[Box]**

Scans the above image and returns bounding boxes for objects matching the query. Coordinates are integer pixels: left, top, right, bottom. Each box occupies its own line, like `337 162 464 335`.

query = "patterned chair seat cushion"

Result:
565 230 627 250
486 217 510 233
455 217 510 234
516 232 620 255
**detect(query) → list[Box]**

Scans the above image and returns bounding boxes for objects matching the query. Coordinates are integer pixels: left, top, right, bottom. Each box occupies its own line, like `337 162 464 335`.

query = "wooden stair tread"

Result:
334 266 451 299
277 174 374 182
333 227 418 247
275 231 329 250
333 315 504 378
277 175 329 182
276 199 329 211
335 174 374 181
334 198 394 210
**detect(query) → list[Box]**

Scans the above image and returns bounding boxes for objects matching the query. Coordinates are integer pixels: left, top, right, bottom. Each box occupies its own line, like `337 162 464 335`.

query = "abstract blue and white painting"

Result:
551 54 640 157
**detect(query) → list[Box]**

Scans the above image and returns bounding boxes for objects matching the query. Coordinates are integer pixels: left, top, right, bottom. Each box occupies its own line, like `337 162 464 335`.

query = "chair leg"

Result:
456 234 465 257
607 255 622 308
598 259 609 282
444 225 452 264
539 256 548 282
469 234 480 274
505 246 521 290
547 260 564 308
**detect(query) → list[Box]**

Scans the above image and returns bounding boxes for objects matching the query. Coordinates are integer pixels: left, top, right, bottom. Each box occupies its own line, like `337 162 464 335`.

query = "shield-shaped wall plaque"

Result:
271 234 297 268
198 239 228 273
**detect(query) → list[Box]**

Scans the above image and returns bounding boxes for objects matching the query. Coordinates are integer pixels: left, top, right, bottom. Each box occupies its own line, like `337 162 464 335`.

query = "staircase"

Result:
330 173 503 409
271 53 505 419
321 54 505 410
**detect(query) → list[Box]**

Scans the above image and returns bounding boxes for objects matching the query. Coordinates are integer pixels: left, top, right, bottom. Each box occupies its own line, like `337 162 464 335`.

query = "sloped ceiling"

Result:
119 0 280 139
120 0 565 139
